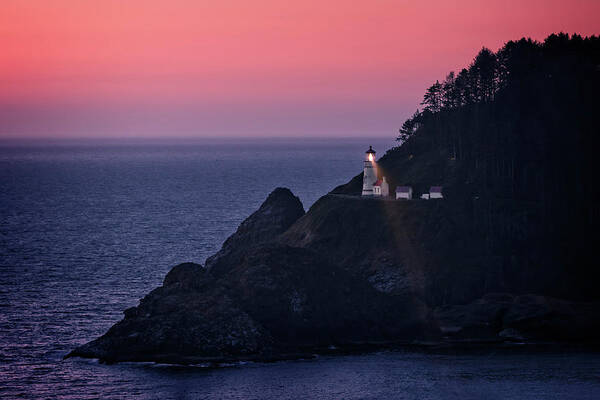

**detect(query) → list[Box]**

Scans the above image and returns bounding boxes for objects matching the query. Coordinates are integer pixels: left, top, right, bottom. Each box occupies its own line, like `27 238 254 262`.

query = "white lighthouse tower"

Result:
362 146 378 196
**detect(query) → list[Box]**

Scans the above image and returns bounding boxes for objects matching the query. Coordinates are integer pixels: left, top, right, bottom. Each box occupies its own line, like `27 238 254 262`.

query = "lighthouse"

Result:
362 146 378 196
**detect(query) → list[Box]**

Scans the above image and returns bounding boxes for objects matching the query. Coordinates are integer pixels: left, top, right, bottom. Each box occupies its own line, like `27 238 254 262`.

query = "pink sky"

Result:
1 0 598 138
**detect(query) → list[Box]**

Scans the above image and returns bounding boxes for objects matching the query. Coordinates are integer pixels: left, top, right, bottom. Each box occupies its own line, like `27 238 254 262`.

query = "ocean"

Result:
1 137 599 399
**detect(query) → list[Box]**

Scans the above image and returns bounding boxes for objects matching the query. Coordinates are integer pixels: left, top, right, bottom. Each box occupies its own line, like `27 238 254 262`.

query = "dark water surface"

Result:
1 138 599 399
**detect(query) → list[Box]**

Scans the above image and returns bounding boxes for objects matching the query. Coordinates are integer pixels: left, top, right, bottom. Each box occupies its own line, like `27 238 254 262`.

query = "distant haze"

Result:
1 0 598 138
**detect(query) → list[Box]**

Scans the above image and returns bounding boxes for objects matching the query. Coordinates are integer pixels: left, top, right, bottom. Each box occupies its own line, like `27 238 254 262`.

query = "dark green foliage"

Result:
398 109 422 142
388 33 600 300
397 33 599 143
421 80 443 113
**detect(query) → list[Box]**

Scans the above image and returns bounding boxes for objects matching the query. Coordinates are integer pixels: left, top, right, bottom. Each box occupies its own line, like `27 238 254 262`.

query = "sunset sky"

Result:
1 0 598 138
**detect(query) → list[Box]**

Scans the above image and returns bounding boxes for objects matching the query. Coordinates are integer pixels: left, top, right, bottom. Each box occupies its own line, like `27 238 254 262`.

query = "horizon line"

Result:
0 135 397 143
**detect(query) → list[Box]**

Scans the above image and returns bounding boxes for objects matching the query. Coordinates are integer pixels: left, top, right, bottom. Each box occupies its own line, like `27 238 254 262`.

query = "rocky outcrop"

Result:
67 183 600 364
68 177 600 364
67 188 433 364
68 263 273 363
214 244 431 347
205 187 304 277
68 246 431 363
435 293 600 343
281 195 431 298
280 194 493 306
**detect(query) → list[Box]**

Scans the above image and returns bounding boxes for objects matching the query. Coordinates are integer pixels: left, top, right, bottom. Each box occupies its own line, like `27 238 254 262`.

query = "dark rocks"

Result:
68 187 433 364
215 243 431 347
162 262 205 288
67 184 600 365
206 187 304 276
281 194 444 300
67 244 432 364
67 269 273 363
434 293 600 343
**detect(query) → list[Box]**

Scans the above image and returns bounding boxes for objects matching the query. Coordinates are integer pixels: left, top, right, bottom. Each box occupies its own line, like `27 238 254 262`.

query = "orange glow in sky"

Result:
1 0 598 137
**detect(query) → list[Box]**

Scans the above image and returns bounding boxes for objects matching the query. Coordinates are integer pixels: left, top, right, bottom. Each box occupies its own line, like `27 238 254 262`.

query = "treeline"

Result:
394 33 600 199
398 33 600 143
387 33 600 297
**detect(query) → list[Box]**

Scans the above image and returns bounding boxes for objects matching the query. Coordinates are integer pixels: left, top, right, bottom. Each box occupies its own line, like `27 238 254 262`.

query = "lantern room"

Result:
365 145 376 162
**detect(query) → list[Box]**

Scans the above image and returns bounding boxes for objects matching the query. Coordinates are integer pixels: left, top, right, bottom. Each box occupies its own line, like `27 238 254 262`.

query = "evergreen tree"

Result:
471 47 498 101
421 80 443 112
441 72 458 109
397 110 421 142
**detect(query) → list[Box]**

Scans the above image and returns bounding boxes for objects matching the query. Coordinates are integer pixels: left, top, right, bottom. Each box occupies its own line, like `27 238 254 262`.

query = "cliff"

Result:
67 186 599 364
67 189 433 364
205 187 305 277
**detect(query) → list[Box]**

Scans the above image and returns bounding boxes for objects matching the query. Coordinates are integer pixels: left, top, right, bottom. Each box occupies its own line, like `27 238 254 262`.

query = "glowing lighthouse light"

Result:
362 146 378 196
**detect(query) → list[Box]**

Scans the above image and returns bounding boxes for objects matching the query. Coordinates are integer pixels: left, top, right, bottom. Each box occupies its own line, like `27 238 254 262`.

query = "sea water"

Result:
1 138 598 399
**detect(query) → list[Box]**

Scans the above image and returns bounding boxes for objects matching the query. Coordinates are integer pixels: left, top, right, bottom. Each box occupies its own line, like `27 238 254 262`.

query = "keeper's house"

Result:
429 186 443 199
395 186 413 200
373 177 389 197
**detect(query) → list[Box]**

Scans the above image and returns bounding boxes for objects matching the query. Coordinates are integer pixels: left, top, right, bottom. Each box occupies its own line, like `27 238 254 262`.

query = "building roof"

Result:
430 186 443 193
396 186 412 192
365 145 376 154
373 179 383 186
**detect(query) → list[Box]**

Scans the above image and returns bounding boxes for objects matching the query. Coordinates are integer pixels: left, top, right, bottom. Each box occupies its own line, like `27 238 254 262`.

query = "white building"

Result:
362 146 378 196
421 193 430 200
430 186 443 199
373 177 389 197
396 186 413 200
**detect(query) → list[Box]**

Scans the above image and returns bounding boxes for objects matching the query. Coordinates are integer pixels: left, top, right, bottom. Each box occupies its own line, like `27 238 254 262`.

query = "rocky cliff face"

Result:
71 263 272 363
205 187 304 277
68 182 600 364
67 188 432 364
281 194 499 306
435 293 600 343
329 141 597 306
